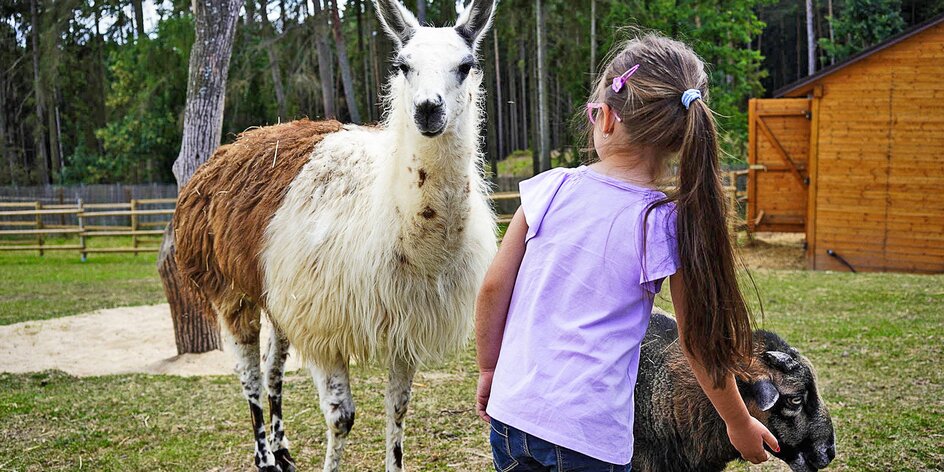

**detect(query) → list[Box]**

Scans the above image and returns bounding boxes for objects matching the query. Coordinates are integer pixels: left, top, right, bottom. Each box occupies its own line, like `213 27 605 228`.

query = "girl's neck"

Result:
590 149 662 189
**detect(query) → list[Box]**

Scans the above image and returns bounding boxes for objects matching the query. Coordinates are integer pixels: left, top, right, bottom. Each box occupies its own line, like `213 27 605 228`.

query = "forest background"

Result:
1 0 942 186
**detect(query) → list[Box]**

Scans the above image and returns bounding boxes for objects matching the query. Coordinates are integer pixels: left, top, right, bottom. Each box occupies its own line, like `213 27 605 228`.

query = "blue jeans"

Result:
489 418 631 472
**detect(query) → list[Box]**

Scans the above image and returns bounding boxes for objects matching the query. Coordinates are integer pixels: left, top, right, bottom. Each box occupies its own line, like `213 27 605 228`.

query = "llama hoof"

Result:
273 449 296 472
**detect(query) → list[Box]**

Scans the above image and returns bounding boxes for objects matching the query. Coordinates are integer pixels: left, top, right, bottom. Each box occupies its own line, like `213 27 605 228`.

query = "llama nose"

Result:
416 95 444 116
414 95 446 135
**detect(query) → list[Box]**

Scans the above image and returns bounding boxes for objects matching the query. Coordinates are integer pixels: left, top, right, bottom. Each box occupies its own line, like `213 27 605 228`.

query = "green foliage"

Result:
600 0 769 161
76 15 193 184
819 0 906 62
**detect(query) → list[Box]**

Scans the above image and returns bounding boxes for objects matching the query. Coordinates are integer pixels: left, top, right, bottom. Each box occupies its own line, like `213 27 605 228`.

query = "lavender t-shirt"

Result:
486 166 679 465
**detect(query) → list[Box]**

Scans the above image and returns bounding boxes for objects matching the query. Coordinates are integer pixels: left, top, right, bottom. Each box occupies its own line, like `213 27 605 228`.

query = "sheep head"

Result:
739 332 837 472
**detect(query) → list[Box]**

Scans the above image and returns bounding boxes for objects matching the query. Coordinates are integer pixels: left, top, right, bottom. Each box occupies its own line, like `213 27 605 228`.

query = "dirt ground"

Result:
0 233 806 378
0 304 303 377
738 232 807 271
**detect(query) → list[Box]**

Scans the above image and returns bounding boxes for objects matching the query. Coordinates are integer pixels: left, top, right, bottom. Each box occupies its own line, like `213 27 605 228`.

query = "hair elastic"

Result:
681 89 702 109
611 64 640 93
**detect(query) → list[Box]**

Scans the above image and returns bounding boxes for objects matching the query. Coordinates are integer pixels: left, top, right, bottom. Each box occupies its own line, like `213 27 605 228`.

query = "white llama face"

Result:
374 0 497 137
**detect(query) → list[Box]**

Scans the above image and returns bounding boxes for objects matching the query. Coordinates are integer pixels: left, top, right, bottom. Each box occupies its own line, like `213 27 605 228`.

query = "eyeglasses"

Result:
586 102 622 125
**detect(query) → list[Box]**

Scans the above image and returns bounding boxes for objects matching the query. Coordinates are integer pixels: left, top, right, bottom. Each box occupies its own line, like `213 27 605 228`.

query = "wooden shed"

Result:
747 13 944 273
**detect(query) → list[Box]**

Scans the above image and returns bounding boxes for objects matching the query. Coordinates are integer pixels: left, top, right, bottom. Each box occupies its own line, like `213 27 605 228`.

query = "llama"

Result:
172 1 499 471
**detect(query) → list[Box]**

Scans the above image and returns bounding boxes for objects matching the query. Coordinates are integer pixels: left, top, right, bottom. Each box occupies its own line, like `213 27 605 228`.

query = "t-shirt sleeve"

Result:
639 203 680 294
518 167 571 242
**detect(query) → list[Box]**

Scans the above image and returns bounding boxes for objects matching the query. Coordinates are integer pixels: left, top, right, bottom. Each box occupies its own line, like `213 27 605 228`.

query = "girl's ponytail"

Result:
675 97 753 387
587 34 756 387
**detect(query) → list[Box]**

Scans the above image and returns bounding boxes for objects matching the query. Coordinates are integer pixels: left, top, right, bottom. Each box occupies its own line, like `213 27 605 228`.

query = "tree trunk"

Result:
330 0 362 123
508 54 518 152
518 40 528 152
162 0 242 355
312 0 336 119
806 0 816 75
535 0 550 172
132 0 146 38
259 0 288 120
827 0 835 65
29 0 49 185
416 0 426 24
590 0 596 79
158 225 220 354
355 0 372 121
493 29 503 170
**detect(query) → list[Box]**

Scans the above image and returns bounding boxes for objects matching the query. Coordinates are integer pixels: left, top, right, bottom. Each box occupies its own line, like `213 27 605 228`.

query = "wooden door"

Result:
747 98 811 233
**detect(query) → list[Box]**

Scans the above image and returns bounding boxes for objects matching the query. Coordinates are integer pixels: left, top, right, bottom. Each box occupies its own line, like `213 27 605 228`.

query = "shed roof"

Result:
774 12 944 98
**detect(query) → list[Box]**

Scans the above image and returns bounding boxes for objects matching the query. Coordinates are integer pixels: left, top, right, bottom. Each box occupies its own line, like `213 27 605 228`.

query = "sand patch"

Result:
0 304 303 377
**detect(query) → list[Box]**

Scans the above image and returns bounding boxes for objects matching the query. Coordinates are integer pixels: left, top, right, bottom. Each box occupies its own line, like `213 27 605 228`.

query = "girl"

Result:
475 34 779 471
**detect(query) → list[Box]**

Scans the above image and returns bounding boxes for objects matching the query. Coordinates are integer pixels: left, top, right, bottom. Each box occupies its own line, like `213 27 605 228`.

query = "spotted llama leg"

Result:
385 356 417 472
263 325 295 472
311 357 355 472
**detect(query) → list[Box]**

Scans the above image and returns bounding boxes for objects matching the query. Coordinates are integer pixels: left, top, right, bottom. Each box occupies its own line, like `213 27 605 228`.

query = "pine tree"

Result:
819 0 906 62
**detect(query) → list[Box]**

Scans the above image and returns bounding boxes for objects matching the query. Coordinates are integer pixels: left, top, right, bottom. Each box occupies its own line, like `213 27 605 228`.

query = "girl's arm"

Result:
475 207 529 422
669 272 780 464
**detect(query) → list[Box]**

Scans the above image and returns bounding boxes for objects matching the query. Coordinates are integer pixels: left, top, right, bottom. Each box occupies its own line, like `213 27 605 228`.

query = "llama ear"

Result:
373 0 420 47
454 0 497 52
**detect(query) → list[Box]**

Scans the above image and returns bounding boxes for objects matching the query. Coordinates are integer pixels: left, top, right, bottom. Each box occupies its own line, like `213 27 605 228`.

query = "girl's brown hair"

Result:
586 34 753 387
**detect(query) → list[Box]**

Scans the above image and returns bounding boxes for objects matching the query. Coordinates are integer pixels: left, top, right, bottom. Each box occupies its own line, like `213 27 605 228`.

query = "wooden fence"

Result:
0 171 748 258
0 198 175 260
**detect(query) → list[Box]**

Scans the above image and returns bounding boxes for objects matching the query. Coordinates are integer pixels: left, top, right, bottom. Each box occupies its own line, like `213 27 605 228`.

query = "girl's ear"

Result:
374 0 420 47
602 104 619 136
455 0 498 52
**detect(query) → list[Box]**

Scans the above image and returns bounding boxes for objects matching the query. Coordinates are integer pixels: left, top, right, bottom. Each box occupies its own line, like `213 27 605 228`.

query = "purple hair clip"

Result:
611 64 640 93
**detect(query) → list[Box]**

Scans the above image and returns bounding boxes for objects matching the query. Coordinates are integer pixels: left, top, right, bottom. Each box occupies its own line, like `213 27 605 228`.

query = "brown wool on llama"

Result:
174 119 343 338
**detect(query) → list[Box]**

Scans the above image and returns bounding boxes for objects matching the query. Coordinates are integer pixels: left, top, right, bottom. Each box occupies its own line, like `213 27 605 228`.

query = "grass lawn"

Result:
0 237 166 325
1 251 942 470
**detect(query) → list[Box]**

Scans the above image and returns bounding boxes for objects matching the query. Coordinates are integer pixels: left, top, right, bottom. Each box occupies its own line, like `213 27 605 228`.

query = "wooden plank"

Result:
137 198 177 204
81 209 175 217
756 117 806 186
490 192 521 201
84 230 167 237
0 245 85 252
748 99 759 230
807 90 822 268
83 247 161 254
0 209 81 217
0 229 83 236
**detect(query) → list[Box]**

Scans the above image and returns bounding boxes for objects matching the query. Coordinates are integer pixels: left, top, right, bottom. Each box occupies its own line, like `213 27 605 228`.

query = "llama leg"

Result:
225 327 280 472
263 325 295 472
311 357 355 472
385 356 416 472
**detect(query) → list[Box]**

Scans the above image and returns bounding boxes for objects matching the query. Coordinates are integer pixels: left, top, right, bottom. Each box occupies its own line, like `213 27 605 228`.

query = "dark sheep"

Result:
633 310 836 472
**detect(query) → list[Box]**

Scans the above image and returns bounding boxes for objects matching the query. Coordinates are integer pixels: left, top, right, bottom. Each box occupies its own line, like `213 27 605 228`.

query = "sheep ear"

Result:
753 380 780 411
763 350 800 372
373 0 420 47
454 0 497 52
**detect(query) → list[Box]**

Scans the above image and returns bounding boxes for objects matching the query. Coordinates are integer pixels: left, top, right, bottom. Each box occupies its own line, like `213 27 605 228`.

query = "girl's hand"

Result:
476 369 494 423
726 415 780 464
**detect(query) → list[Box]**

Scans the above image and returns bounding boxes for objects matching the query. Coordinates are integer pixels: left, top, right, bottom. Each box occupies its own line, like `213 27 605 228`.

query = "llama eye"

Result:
398 63 411 75
787 396 803 406
456 63 473 81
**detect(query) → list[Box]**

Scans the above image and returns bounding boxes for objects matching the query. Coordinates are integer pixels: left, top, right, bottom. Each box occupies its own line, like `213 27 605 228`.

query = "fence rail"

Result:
0 198 175 259
0 171 749 258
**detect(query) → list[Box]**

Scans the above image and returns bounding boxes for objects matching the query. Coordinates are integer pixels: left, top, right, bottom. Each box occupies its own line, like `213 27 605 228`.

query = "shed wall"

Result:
805 23 944 272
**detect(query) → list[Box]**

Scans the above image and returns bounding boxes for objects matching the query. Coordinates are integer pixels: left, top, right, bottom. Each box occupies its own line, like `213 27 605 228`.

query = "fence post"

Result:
35 201 44 256
78 199 87 262
131 198 139 255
